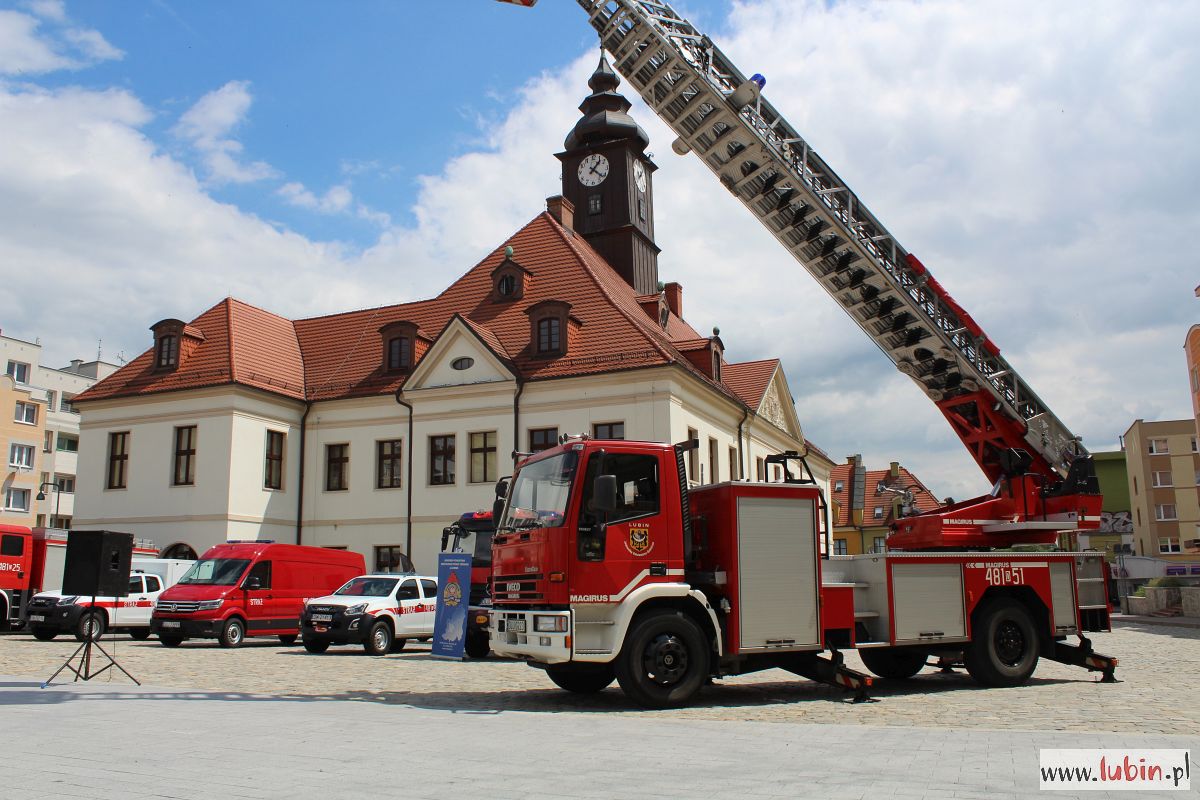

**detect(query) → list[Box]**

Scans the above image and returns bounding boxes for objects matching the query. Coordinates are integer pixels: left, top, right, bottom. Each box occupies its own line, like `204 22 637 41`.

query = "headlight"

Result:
196 599 224 611
345 603 368 615
534 615 568 633
57 596 78 606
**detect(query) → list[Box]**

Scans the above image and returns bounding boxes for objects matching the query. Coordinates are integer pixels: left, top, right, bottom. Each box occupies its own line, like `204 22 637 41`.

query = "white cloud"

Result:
23 1 66 23
172 80 276 184
0 6 121 75
63 27 123 62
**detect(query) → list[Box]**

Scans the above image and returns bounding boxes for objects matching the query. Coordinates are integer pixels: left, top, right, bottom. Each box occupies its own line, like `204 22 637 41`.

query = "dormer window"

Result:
156 334 178 369
659 305 669 329
711 349 722 382
492 248 531 302
526 300 578 359
379 320 424 374
537 317 561 354
497 274 517 298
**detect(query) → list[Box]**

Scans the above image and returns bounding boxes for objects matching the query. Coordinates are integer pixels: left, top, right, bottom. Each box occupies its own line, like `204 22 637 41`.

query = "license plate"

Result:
312 614 333 622
29 614 45 622
507 618 526 633
161 620 181 628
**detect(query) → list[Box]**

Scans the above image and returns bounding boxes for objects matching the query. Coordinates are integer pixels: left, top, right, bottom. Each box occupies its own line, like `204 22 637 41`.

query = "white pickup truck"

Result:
300 573 439 655
25 558 193 641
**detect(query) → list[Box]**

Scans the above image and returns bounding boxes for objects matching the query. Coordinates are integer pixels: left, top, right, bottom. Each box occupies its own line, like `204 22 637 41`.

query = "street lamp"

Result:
36 481 62 529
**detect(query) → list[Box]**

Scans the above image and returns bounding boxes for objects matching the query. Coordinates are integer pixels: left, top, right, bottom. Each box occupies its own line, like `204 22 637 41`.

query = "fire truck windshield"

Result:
177 558 251 586
501 451 578 532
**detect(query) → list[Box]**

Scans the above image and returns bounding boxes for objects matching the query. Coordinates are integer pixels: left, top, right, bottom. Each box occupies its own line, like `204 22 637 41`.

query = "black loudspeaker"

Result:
62 530 134 597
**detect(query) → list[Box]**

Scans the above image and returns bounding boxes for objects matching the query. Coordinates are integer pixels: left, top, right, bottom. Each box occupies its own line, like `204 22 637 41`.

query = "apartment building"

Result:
1122 418 1200 557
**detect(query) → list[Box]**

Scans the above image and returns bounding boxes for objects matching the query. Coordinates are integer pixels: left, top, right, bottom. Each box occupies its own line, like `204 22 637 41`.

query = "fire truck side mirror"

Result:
494 478 509 499
594 474 618 514
242 576 262 591
440 527 452 551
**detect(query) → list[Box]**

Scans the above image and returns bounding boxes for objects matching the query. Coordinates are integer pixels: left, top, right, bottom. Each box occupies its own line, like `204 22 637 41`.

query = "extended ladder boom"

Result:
573 0 1087 488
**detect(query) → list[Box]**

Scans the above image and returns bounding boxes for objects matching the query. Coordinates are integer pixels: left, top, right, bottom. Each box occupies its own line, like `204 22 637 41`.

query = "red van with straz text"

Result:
150 542 365 648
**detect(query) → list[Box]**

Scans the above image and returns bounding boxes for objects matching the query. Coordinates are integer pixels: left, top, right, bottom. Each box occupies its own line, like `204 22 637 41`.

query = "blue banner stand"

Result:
431 552 473 659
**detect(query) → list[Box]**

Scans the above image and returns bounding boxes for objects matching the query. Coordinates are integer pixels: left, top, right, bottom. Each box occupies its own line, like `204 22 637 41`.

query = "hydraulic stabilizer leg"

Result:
1045 635 1119 683
781 650 875 703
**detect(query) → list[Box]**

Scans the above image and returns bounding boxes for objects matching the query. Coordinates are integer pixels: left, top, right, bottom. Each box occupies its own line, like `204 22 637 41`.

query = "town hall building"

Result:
72 57 831 570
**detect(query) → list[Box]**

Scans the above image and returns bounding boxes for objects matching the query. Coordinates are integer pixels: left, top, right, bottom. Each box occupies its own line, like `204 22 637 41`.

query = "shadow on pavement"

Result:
1110 619 1200 640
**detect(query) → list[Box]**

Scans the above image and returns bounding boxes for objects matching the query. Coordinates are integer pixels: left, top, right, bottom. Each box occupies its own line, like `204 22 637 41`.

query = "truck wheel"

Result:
859 648 927 680
465 633 490 659
547 664 615 694
32 627 58 641
364 620 393 656
390 637 407 653
159 635 184 647
75 610 106 642
963 598 1040 687
615 611 708 709
278 635 297 645
219 617 246 648
303 639 330 654
129 628 151 641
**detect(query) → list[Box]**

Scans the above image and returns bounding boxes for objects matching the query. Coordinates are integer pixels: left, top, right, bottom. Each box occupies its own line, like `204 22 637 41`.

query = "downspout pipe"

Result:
394 389 414 557
296 401 313 545
512 378 526 466
736 407 750 480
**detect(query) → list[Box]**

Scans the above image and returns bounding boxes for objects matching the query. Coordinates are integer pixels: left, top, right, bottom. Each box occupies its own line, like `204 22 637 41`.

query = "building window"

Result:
55 475 75 494
374 546 413 574
429 435 455 486
59 394 77 414
172 426 197 486
5 361 30 384
451 357 473 371
756 457 765 481
588 194 602 215
46 390 57 412
708 437 719 484
1155 503 1177 521
14 401 36 425
529 428 558 452
469 431 497 484
1193 436 1199 453
386 336 411 371
872 536 887 553
4 488 30 512
729 446 739 482
264 430 284 490
155 334 179 369
106 432 128 489
8 443 35 470
1148 438 1168 455
711 350 722 382
873 506 884 520
593 422 624 441
1151 470 1173 488
57 433 78 453
376 439 402 489
325 444 349 491
1159 537 1181 554
834 480 844 492
638 196 646 221
686 427 698 480
833 539 848 556
537 317 561 355
43 431 53 453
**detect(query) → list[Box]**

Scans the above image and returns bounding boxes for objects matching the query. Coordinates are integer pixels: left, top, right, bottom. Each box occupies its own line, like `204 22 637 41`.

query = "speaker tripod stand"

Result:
41 597 140 688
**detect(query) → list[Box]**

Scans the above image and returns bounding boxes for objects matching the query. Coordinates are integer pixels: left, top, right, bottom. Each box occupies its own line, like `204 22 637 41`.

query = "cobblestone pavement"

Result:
1 620 1196 733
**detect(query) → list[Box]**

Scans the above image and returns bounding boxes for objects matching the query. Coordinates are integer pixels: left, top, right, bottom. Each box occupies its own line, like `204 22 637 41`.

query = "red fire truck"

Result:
487 0 1118 708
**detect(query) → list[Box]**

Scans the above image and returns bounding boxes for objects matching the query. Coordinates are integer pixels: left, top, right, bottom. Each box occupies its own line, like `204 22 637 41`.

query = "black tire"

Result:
129 628 151 641
159 635 184 647
74 610 106 642
465 633 490 659
363 620 393 656
859 647 927 680
963 598 1040 687
390 637 408 653
615 611 709 709
32 627 58 641
547 664 615 694
219 617 246 648
303 639 330 654
418 637 431 642
278 634 297 645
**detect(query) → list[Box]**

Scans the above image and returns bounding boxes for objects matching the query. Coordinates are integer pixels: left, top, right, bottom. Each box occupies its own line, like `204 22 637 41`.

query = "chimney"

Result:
890 461 900 479
663 282 683 318
546 195 574 232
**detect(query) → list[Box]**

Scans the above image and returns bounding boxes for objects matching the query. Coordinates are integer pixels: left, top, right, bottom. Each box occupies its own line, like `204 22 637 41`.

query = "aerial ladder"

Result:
498 0 1103 551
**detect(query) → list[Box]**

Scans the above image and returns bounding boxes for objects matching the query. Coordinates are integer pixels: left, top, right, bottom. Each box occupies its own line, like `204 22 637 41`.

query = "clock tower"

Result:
557 53 660 296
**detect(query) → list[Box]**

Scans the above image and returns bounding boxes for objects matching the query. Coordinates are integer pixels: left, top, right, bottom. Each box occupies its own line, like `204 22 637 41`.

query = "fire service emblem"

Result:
626 526 653 556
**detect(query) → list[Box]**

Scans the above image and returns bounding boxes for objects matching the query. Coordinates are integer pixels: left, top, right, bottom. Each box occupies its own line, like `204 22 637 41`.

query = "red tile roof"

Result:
722 359 778 410
829 463 941 528
76 212 778 414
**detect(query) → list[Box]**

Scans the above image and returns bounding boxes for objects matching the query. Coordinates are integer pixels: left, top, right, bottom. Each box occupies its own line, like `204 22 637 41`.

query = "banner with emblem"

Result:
431 552 473 659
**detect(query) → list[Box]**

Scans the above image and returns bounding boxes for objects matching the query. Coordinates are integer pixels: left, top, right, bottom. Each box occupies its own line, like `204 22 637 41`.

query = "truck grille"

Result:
29 596 57 609
155 601 201 613
491 574 543 602
307 605 342 615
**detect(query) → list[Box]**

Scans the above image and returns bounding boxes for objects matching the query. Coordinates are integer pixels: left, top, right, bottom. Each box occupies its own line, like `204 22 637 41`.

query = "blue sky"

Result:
2 0 1198 501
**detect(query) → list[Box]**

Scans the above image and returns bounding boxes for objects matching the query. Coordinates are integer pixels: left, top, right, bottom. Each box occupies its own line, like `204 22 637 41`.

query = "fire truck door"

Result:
393 578 422 636
114 575 147 626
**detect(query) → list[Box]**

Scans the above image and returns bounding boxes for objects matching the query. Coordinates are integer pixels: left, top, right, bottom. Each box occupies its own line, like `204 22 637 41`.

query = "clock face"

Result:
577 153 610 187
633 161 647 193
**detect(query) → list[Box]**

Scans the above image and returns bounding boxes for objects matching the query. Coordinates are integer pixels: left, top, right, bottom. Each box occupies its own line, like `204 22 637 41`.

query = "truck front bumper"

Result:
151 616 220 639
25 604 84 632
300 610 370 645
489 609 572 664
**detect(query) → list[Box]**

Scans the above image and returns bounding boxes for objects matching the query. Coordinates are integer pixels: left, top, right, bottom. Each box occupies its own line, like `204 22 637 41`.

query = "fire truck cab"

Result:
489 437 1115 708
